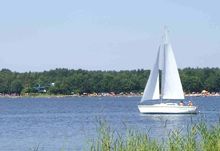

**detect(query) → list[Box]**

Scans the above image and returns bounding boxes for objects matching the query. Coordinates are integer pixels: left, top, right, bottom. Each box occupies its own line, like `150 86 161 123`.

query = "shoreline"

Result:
0 92 220 98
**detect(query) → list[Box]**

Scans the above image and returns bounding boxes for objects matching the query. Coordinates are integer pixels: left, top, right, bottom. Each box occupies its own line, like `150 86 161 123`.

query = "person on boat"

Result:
179 101 184 106
188 101 193 106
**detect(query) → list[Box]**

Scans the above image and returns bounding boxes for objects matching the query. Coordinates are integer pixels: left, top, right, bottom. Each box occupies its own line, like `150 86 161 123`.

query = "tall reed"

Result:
89 120 220 151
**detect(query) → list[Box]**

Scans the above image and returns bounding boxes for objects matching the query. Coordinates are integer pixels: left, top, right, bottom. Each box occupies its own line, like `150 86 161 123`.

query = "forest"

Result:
0 68 220 95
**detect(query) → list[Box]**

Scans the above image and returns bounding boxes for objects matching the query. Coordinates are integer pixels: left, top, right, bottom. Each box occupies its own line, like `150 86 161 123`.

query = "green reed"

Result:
89 120 220 151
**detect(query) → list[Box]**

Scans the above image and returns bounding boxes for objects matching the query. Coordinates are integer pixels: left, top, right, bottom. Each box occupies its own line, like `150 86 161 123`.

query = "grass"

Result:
28 120 220 151
89 120 220 151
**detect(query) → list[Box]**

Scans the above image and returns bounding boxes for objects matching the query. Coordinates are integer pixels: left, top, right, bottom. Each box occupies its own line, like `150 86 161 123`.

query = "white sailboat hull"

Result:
138 103 197 114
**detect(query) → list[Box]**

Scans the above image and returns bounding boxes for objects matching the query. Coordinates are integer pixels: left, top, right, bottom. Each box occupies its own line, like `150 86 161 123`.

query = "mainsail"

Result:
161 42 184 99
140 48 160 103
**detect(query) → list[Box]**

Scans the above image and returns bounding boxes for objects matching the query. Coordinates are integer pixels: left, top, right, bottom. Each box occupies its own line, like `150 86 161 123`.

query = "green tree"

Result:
10 80 23 95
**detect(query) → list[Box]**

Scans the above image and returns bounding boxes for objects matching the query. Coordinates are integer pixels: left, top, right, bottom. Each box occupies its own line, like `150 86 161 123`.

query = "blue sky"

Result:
0 0 220 72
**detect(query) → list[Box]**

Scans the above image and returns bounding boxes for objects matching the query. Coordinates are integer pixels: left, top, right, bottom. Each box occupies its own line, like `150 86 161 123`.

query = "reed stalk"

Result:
89 121 220 151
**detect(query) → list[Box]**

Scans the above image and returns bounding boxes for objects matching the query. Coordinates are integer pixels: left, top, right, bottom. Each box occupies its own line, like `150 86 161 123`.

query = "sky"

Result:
0 0 220 72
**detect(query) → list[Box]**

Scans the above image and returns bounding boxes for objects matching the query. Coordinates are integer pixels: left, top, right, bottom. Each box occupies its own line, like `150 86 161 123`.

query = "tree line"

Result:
0 68 220 95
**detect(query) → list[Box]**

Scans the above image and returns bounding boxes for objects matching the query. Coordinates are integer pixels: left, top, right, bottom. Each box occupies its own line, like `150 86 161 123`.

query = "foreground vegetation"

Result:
90 121 220 151
1 67 220 95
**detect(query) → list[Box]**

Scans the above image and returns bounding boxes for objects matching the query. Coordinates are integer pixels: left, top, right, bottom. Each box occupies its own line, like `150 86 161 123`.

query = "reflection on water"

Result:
140 113 195 119
138 113 197 138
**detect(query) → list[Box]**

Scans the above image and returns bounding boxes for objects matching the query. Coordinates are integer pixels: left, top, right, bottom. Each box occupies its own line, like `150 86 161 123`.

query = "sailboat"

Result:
138 30 197 114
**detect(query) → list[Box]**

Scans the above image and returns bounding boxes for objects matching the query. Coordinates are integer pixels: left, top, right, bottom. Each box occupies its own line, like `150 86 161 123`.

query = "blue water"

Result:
0 96 220 151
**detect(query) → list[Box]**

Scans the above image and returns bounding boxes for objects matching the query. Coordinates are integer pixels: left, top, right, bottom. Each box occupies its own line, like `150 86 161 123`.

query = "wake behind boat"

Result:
138 30 197 114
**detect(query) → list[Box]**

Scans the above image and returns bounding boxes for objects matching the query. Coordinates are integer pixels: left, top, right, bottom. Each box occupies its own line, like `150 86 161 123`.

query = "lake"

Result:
0 96 219 151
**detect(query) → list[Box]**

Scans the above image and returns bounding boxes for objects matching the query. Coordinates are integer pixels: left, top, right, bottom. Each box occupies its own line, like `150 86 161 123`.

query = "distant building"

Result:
33 85 47 93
